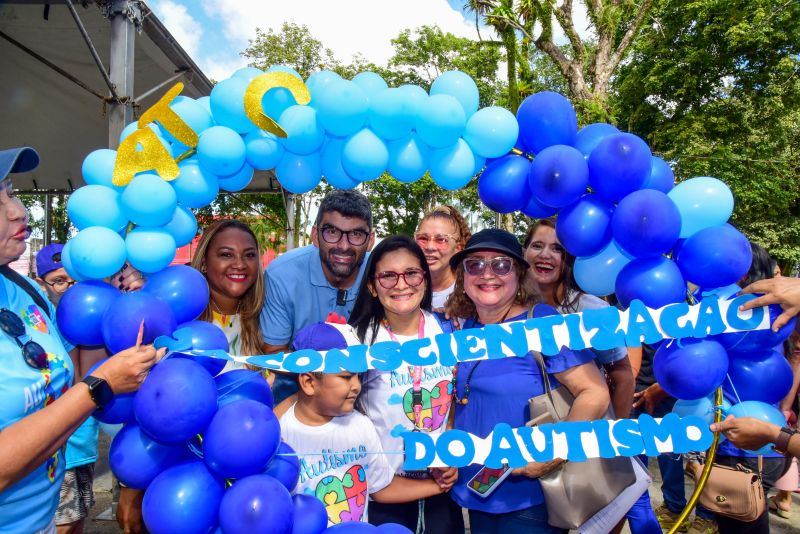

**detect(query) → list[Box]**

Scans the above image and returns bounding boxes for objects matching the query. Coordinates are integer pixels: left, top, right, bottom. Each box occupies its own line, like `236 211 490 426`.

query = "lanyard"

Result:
382 313 425 430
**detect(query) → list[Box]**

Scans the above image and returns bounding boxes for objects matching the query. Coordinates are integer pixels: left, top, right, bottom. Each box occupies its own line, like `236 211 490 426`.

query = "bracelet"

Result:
773 426 798 455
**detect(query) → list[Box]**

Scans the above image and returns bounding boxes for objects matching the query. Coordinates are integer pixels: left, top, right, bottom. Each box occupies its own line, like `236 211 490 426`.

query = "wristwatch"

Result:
81 375 114 410
773 426 798 455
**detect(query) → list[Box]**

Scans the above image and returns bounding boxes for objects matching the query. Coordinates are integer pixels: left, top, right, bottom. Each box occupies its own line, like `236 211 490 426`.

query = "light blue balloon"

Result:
416 94 466 149
171 160 220 208
667 176 734 238
463 106 519 158
314 79 368 138
396 84 428 123
368 88 414 141
430 70 480 118
474 155 486 175
353 71 389 100
727 401 786 454
60 240 86 282
341 129 388 182
218 163 254 192
306 70 343 104
119 122 162 143
166 99 214 142
120 173 178 227
82 149 120 190
232 66 264 82
387 134 429 183
643 156 675 193
69 227 127 280
429 139 476 191
321 138 360 190
266 65 302 79
573 240 634 296
245 130 284 170
196 96 213 118
278 105 324 155
196 126 246 177
162 205 197 247
67 185 127 231
574 123 619 158
210 77 257 134
275 152 321 194
126 228 177 274
262 87 297 124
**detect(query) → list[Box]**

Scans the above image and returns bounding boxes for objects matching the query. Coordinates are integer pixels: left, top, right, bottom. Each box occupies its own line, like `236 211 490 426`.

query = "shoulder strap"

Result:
432 311 455 334
0 265 51 319
527 304 555 396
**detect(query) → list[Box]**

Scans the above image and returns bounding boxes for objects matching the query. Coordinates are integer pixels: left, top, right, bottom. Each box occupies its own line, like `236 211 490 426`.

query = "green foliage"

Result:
241 22 338 78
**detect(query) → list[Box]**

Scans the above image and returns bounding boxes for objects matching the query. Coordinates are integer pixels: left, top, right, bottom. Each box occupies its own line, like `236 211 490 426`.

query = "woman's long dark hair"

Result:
522 217 582 312
348 236 433 344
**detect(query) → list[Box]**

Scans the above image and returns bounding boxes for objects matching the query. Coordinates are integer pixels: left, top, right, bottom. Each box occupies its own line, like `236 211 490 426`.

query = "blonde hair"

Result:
417 205 472 247
190 220 265 356
445 260 541 320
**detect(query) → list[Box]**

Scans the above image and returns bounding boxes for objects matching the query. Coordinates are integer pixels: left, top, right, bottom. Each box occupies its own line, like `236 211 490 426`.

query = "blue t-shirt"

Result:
64 413 99 468
0 274 74 533
451 305 595 514
558 292 627 365
259 245 369 346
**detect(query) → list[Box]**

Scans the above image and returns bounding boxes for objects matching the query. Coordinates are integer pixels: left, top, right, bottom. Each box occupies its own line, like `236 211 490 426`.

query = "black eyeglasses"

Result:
319 224 370 246
463 256 515 277
375 269 425 289
0 308 49 370
42 277 76 293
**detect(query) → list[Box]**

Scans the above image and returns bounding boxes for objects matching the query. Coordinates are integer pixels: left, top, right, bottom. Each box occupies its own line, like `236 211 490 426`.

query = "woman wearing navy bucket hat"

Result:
0 147 164 534
445 228 610 533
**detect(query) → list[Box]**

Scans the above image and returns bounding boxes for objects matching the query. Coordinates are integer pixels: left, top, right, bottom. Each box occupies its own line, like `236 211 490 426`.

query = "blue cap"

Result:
36 243 65 278
0 147 40 181
293 322 348 352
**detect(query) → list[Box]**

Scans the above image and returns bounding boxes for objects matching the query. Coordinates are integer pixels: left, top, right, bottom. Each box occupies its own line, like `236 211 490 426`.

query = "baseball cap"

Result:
0 147 40 181
292 321 349 352
449 228 530 269
36 243 65 278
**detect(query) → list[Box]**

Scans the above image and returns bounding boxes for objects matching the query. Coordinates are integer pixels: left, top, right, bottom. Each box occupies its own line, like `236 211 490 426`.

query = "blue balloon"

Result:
528 145 588 208
395 85 428 124
321 138 360 189
377 524 414 534
119 122 163 143
279 105 325 155
85 359 136 424
516 92 577 154
341 129 388 182
368 88 414 141
196 96 212 117
429 139 476 191
306 70 343 104
245 129 285 170
574 123 619 158
101 291 177 354
676 225 751 288
667 177 734 238
724 349 793 405
168 99 214 141
162 205 198 247
209 76 257 133
716 304 798 353
588 133 652 202
126 228 176 274
555 194 614 257
216 369 274 409
292 493 328 534
56 280 119 346
135 358 217 443
353 71 389 100
477 155 532 213
263 441 300 492
276 152 322 194
672 397 718 426
60 240 86 282
643 156 674 193
219 475 293 534
573 240 633 296
120 173 178 227
463 106 519 159
430 70 480 117
203 400 280 478
110 423 190 489
416 94 466 149
262 87 297 125
143 461 224 534
67 185 127 232
654 339 729 400
232 66 264 81
386 134 429 183
266 65 303 79
218 163 255 193
171 321 229 376
82 149 121 190
69 227 127 280
727 401 786 454
615 257 686 309
521 194 558 219
325 523 377 532
196 126 246 177
314 79 368 137
612 190 681 258
172 160 220 208
142 265 209 324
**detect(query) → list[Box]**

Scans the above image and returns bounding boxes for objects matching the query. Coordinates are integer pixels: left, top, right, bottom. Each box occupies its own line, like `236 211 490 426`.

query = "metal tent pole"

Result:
105 0 141 147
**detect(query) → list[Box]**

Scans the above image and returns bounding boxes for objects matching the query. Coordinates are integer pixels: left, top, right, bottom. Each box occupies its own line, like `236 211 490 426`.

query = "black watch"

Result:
82 376 114 410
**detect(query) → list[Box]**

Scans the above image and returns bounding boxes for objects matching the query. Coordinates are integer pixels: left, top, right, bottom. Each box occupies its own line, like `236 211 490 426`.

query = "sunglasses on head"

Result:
0 308 49 370
463 256 515 277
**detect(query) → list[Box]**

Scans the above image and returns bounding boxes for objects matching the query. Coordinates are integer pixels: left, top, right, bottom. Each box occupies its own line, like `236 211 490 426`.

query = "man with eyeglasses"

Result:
260 190 375 403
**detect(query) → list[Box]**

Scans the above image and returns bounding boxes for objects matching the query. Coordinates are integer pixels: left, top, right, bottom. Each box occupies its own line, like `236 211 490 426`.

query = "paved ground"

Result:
84 435 800 533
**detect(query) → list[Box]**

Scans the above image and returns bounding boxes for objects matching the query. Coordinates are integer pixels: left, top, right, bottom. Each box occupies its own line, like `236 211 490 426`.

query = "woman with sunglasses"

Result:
0 147 163 534
346 235 464 533
445 228 609 533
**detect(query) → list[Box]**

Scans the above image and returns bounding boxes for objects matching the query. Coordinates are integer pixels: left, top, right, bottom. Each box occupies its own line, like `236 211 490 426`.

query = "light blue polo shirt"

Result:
0 274 74 533
259 245 369 346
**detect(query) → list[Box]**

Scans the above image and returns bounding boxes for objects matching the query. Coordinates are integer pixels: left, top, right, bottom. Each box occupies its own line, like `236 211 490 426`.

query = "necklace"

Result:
210 297 240 316
381 313 426 430
451 304 516 406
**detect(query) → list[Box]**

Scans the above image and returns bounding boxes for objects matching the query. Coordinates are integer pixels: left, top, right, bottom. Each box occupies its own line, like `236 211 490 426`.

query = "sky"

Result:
147 0 590 82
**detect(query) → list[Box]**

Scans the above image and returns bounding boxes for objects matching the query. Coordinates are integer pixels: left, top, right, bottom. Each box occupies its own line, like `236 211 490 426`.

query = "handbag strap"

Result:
528 305 557 402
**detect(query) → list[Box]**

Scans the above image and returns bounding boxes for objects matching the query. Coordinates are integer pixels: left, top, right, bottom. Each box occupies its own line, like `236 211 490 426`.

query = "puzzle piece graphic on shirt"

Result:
315 464 368 524
402 380 452 430
21 305 48 333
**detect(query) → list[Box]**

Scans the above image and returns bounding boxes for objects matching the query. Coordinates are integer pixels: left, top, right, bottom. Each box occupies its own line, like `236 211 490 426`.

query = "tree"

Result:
241 22 339 78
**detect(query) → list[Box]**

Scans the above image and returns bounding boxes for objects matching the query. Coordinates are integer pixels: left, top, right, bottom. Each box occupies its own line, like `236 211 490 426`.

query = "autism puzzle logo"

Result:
402 380 451 431
21 305 48 334
315 464 368 524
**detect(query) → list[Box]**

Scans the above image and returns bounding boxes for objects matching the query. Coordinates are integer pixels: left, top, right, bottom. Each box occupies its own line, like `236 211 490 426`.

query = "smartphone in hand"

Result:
466 464 512 498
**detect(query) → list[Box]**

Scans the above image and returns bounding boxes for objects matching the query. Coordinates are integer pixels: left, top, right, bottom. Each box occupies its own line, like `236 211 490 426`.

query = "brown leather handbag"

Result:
686 457 765 522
